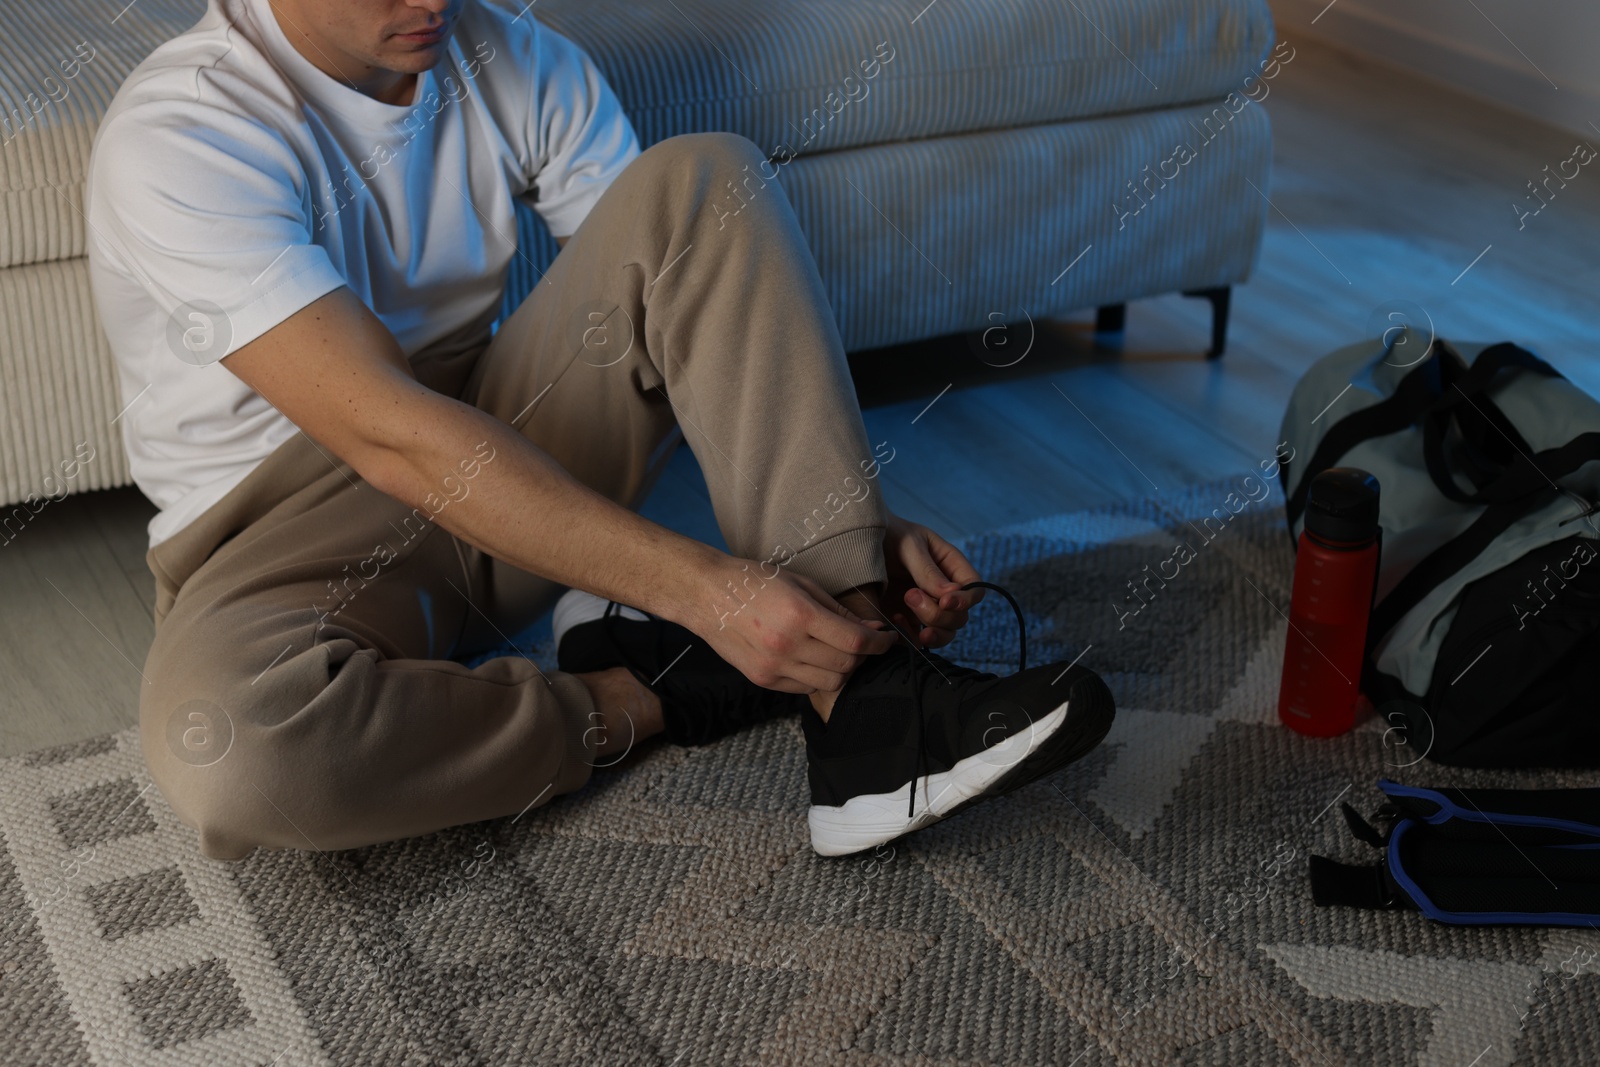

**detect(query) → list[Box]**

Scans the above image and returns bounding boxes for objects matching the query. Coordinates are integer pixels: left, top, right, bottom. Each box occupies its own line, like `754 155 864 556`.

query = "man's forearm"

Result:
215 284 722 627
358 384 721 625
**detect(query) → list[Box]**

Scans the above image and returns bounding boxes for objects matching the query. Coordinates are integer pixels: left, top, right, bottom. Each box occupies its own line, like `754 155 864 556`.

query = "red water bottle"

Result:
1277 468 1381 737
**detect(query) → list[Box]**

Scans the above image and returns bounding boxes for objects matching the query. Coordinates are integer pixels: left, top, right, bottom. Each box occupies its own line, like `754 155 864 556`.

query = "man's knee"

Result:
139 635 333 860
619 132 797 240
141 694 286 860
638 130 767 184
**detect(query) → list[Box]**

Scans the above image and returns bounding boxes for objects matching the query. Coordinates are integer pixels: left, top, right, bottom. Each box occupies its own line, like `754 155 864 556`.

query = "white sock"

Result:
551 589 647 647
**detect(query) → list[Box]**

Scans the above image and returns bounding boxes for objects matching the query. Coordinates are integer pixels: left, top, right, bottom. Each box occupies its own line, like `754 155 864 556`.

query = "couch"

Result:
0 0 1276 509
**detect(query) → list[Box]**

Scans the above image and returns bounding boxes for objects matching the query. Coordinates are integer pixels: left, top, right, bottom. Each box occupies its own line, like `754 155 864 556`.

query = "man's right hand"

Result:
693 562 897 695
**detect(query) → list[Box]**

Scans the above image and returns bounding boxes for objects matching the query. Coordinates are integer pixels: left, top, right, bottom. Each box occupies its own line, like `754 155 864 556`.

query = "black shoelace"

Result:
595 583 1030 795
900 580 1028 819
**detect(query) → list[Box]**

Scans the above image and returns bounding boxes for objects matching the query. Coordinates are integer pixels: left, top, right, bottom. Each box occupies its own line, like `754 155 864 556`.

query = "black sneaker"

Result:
554 590 804 746
802 582 1115 856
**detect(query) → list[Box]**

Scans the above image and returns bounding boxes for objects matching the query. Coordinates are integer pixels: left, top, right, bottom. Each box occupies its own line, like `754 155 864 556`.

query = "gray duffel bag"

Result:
1277 327 1600 767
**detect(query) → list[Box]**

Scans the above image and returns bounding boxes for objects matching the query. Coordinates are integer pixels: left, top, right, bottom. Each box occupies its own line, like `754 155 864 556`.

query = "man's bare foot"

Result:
573 667 665 761
811 584 890 723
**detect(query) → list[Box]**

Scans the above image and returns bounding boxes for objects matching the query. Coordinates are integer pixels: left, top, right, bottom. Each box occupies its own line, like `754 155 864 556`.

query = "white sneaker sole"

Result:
807 699 1071 857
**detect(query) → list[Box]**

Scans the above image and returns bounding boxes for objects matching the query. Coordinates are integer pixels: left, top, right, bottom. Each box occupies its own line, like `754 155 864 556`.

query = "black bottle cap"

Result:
1305 468 1380 546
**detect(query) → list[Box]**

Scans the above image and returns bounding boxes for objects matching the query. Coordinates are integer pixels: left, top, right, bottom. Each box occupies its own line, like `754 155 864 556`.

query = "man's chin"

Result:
378 47 447 76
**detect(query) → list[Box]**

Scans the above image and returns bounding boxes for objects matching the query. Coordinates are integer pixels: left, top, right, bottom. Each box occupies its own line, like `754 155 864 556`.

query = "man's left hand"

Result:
882 513 985 648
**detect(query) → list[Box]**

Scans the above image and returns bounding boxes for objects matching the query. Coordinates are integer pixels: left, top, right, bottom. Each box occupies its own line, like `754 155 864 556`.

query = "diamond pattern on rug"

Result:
6 482 1600 1066
48 777 156 850
85 866 200 941
0 844 92 1066
124 958 253 1050
21 734 118 768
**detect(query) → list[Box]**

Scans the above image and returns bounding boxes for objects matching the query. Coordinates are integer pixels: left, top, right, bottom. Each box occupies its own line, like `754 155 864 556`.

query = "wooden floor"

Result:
4 37 1597 757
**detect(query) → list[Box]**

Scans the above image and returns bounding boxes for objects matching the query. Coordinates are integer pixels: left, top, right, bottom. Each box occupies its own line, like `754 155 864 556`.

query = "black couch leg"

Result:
1094 303 1126 340
1182 286 1231 358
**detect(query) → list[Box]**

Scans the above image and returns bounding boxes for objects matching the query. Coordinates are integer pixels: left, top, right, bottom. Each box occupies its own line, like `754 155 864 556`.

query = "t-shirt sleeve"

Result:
524 22 642 238
86 104 347 365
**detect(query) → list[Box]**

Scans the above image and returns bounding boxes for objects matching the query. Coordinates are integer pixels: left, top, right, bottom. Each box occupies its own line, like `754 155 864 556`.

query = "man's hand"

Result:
694 562 896 694
883 513 985 648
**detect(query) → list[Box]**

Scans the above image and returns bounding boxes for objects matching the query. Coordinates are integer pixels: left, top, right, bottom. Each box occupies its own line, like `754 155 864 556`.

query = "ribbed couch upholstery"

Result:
1 0 194 502
533 0 1273 151
0 0 1275 507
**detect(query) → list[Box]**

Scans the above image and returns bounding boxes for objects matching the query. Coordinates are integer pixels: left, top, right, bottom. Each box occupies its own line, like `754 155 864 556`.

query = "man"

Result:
86 0 1114 862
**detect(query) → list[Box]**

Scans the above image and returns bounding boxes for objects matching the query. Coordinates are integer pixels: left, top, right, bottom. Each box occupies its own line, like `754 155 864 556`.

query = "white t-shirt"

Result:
85 0 641 547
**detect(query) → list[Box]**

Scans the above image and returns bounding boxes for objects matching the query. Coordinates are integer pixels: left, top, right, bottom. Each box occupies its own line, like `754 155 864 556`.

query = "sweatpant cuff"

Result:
789 525 887 598
547 671 599 796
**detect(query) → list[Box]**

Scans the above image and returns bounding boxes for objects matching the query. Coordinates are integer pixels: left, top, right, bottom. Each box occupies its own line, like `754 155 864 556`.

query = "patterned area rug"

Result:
5 482 1600 1066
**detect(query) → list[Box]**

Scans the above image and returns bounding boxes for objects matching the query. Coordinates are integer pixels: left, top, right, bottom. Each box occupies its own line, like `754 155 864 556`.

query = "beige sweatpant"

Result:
140 132 890 860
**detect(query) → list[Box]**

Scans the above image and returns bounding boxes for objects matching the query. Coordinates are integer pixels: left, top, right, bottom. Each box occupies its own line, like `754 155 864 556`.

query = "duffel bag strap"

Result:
1286 340 1563 525
1366 432 1600 651
1420 342 1562 504
1283 339 1465 529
